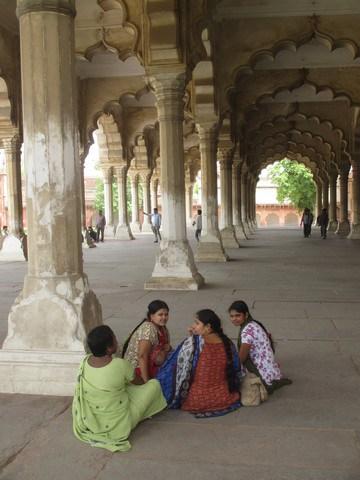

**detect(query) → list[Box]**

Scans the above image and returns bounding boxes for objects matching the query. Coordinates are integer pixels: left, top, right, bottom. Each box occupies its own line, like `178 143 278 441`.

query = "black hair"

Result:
228 300 275 353
87 325 115 357
122 300 169 357
196 309 239 393
197 209 202 215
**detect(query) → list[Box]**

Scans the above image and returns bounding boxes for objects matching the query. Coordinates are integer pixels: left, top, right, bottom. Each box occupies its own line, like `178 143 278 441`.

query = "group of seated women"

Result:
72 300 292 452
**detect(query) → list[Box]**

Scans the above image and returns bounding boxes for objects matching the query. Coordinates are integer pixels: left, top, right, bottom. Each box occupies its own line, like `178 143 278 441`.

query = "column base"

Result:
347 223 360 239
335 220 350 237
195 233 228 262
130 222 141 233
220 227 240 248
3 274 102 351
328 220 338 232
243 221 252 236
234 224 248 240
145 240 204 291
0 349 84 395
115 224 135 240
141 222 153 233
0 235 26 261
104 225 115 239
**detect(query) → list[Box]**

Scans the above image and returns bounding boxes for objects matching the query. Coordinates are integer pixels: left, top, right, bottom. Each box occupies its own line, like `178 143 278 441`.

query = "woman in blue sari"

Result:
156 309 241 417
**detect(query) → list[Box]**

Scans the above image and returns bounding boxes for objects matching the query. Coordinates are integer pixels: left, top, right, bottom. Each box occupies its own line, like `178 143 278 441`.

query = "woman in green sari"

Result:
72 325 167 452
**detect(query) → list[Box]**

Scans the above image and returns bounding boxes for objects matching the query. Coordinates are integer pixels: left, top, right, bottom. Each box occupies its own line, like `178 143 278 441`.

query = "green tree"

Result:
269 159 316 212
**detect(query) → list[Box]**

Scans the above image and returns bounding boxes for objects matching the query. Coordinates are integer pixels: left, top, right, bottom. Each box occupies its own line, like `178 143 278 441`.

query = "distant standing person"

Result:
144 208 162 243
96 210 106 242
192 209 202 242
318 208 329 239
300 208 313 238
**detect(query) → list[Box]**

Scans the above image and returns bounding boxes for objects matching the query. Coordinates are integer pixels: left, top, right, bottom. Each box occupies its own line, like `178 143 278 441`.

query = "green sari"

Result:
72 356 167 452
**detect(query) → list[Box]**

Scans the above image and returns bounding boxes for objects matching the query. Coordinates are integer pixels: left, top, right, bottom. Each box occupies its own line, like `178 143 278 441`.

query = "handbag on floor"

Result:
240 372 268 406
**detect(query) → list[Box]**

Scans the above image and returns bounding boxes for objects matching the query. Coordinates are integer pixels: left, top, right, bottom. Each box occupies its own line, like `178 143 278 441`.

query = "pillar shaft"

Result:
145 72 203 290
348 157 360 238
185 183 194 225
322 178 329 210
3 135 23 236
1 0 102 395
218 147 239 248
336 164 350 236
315 182 323 220
232 157 247 240
102 168 113 226
328 172 338 230
151 178 159 211
140 172 152 232
130 174 140 228
195 124 227 261
241 171 251 236
79 153 86 230
115 165 134 240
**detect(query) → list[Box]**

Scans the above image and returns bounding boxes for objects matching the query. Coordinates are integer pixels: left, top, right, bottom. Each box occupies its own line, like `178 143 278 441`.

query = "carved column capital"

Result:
17 0 76 17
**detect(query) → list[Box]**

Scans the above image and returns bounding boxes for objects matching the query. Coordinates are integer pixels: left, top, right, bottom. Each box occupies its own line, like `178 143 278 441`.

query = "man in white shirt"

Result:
144 208 162 243
192 209 202 242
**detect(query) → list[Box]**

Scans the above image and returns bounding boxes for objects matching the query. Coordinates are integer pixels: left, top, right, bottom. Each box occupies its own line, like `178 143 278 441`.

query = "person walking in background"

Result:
318 208 329 239
300 207 313 238
96 210 106 242
144 208 162 243
192 209 202 242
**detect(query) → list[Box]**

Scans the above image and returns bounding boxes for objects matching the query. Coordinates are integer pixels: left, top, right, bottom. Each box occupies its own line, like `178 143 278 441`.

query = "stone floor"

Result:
0 227 360 480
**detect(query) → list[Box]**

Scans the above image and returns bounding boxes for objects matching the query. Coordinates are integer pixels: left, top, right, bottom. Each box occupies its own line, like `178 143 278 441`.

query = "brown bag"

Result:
240 373 268 406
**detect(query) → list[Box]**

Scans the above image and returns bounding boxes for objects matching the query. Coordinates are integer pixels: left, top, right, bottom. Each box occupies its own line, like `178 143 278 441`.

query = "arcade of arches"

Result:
0 0 360 394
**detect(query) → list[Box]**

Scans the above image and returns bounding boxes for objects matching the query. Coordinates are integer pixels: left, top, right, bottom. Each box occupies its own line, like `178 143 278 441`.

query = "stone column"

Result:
218 145 239 248
0 135 26 262
232 153 247 240
79 152 87 231
245 174 255 234
145 71 203 290
129 172 141 232
336 163 351 236
322 177 329 210
0 0 102 395
139 170 153 233
151 177 159 212
241 170 251 237
249 175 257 229
3 135 23 235
348 156 360 239
185 182 194 226
101 167 115 238
195 123 227 262
328 170 338 231
315 181 323 222
114 165 134 240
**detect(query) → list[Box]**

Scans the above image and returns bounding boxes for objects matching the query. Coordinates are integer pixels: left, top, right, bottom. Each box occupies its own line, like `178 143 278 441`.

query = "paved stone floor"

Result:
0 227 360 479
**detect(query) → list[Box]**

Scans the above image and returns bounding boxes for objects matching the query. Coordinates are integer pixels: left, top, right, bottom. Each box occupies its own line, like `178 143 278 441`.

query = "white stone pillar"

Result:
129 172 141 232
0 135 25 262
0 0 102 395
140 170 153 233
328 170 338 231
348 156 360 239
322 177 329 211
151 177 159 212
3 135 23 235
79 152 87 230
145 72 203 290
336 163 351 236
101 167 115 238
232 154 247 240
218 145 239 248
195 124 227 262
241 170 251 237
249 175 257 229
185 182 194 226
246 174 255 234
315 181 323 222
114 165 134 240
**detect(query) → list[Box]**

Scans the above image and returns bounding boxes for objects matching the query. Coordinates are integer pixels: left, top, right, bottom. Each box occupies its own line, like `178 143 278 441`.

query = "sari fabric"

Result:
72 356 167 452
156 335 241 417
